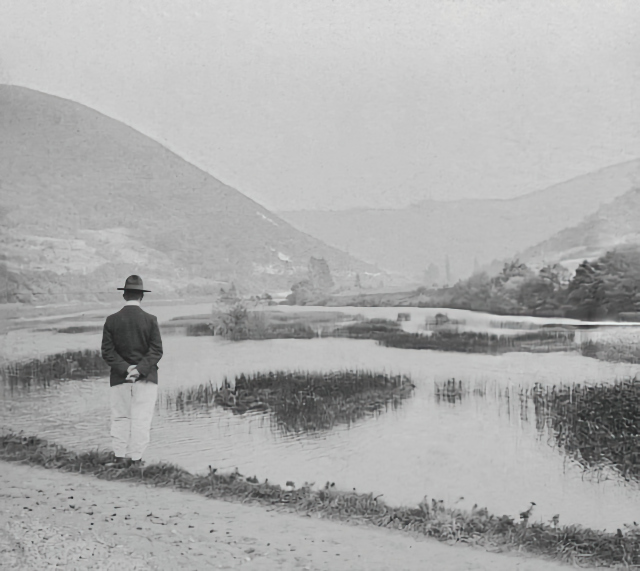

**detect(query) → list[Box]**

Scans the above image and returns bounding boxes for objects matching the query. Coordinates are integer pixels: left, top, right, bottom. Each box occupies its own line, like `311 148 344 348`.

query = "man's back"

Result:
102 306 163 386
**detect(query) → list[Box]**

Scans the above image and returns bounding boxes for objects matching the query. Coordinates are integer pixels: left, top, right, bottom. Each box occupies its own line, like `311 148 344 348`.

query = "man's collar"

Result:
125 300 141 306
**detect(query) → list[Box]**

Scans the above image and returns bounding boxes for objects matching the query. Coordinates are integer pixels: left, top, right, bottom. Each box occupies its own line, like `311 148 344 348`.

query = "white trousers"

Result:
110 382 158 460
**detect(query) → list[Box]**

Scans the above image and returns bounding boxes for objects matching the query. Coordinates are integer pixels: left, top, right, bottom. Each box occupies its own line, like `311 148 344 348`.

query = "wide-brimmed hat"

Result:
117 275 151 292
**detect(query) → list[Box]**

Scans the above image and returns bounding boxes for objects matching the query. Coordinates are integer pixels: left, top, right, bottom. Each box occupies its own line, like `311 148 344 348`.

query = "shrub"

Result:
186 323 214 336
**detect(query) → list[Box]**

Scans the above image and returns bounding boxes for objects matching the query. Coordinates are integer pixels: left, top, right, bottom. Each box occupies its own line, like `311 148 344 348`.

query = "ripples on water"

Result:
5 309 640 532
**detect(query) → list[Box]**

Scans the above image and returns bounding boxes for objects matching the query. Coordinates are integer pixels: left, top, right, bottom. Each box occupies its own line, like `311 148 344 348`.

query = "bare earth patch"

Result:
0 462 571 571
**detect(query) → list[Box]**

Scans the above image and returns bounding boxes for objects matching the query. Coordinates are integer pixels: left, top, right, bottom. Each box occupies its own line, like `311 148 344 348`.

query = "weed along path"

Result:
0 462 570 571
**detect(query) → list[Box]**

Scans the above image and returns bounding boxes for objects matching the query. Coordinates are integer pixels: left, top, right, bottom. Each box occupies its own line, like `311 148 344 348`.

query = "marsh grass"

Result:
430 377 640 483
266 311 350 326
169 314 211 322
424 313 466 331
209 309 340 340
256 320 316 339
377 330 576 354
245 310 355 339
531 380 640 481
56 325 102 334
0 350 109 389
2 431 640 567
178 316 319 339
581 340 640 364
434 378 466 404
163 370 416 434
489 320 539 330
330 318 402 340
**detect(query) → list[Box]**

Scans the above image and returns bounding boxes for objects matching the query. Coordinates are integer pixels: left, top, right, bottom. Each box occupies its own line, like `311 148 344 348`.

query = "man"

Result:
101 275 163 467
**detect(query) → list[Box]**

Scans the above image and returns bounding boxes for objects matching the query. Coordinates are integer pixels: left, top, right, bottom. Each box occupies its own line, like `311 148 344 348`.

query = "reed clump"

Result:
434 378 466 404
2 431 640 567
0 350 109 389
164 370 416 434
56 325 102 334
330 318 402 340
256 321 316 339
489 320 539 330
581 340 640 364
532 380 640 480
377 330 575 354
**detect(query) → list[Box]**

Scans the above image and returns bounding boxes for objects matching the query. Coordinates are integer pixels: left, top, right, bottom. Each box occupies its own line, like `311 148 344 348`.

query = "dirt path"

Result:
0 461 572 571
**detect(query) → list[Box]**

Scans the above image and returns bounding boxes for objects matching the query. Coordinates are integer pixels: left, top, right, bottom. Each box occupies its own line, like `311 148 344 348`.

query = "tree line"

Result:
427 249 640 320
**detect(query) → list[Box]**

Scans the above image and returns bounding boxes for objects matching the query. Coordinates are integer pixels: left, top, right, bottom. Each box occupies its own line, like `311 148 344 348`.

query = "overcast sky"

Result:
1 0 638 211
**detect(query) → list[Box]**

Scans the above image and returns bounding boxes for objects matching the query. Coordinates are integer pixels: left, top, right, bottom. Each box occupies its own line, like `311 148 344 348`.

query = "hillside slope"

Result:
518 188 640 271
279 159 640 282
0 86 386 302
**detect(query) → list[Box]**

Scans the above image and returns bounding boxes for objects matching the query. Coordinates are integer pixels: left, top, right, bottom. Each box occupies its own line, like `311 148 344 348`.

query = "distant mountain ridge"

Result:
279 159 640 283
517 188 640 271
0 85 387 302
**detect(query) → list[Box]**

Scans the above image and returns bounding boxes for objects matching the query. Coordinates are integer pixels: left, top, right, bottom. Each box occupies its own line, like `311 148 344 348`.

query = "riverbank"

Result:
4 433 639 568
1 460 572 571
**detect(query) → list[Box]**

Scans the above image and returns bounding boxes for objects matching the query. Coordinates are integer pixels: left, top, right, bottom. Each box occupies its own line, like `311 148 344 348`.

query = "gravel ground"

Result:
0 461 574 571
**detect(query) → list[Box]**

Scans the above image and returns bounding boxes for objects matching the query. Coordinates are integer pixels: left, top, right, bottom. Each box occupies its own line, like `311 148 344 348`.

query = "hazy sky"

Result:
1 0 638 211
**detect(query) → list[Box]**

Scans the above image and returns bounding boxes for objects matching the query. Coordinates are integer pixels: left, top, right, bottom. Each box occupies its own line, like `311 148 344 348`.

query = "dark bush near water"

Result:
377 330 575 354
164 370 415 434
0 350 109 389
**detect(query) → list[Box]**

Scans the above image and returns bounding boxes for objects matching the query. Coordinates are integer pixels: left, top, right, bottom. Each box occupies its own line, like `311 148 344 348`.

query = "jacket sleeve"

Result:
136 316 163 377
101 320 131 376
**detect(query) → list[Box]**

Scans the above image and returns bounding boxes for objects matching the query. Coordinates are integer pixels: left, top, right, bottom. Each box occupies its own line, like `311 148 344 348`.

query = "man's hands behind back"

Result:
126 365 140 382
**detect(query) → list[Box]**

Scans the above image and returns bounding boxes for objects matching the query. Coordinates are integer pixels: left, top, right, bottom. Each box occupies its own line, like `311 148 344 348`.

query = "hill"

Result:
278 159 640 283
0 86 388 302
518 188 640 271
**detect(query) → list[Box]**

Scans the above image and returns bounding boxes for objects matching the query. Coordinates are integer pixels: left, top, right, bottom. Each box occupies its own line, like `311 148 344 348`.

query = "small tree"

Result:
308 257 334 292
212 302 249 340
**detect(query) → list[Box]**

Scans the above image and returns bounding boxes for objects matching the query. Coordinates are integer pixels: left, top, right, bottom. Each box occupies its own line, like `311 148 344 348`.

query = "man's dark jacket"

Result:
101 305 163 387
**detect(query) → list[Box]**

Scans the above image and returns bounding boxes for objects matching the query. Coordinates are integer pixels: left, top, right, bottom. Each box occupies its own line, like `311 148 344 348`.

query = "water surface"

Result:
4 327 640 532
